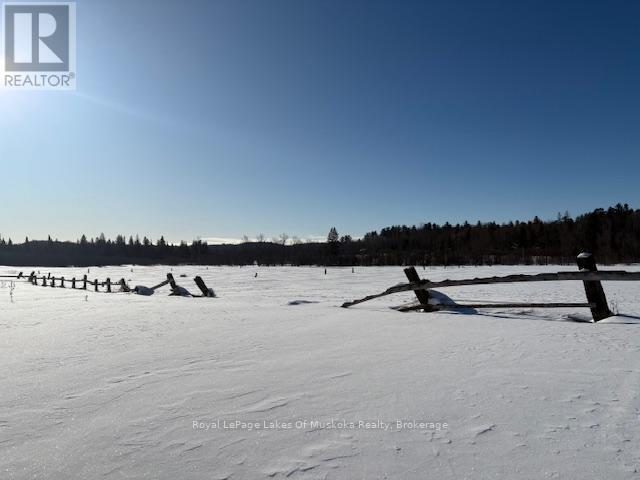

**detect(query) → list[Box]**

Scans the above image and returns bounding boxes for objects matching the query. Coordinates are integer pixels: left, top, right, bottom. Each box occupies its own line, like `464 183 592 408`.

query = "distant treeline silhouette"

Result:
0 204 638 267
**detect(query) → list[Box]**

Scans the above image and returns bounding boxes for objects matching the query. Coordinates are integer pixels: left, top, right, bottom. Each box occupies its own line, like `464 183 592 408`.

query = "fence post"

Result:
194 276 214 297
167 273 178 294
60 277 65 288
83 275 87 290
51 277 56 287
404 266 434 311
71 277 76 289
577 252 612 322
42 276 47 287
119 278 130 292
106 278 111 293
94 279 99 292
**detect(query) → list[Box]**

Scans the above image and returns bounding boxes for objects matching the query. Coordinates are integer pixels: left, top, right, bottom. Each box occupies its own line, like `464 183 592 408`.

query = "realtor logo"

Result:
2 2 76 89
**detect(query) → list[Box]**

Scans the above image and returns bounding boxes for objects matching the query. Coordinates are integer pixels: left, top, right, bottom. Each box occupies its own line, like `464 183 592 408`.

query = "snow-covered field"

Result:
2 265 640 479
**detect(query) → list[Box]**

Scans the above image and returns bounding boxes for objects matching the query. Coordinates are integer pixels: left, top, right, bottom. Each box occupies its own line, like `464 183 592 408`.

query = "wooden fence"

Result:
342 252 638 322
0 272 215 298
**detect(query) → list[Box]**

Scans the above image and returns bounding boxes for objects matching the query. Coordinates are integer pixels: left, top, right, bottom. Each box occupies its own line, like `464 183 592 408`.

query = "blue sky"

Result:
1 0 639 244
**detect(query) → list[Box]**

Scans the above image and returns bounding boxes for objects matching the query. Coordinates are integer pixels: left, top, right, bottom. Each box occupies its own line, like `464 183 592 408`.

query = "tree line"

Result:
0 204 638 267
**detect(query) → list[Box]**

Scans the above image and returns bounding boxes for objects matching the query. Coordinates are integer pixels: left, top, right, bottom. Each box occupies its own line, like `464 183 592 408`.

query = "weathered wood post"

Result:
82 275 87 290
42 276 47 287
94 279 99 292
404 266 435 311
72 277 76 289
167 273 178 294
119 278 130 292
106 278 111 293
577 252 612 322
51 277 56 287
194 276 214 297
60 277 65 288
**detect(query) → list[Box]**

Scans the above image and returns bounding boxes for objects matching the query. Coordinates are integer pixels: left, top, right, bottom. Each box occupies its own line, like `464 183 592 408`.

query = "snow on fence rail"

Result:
342 252 638 322
0 272 215 298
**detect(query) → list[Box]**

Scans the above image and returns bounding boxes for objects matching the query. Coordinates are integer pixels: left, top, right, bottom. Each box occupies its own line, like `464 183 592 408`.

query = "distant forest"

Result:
1 204 639 267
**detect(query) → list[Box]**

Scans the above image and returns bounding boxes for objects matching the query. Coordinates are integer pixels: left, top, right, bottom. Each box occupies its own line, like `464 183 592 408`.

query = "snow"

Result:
133 285 154 296
1 265 640 479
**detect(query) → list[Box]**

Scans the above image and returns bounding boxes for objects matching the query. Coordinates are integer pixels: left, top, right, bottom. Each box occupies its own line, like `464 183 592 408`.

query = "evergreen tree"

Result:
327 227 339 243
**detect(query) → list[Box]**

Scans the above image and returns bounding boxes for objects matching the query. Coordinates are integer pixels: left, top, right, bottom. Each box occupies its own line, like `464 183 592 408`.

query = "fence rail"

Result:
341 271 640 308
395 302 595 312
342 252 636 322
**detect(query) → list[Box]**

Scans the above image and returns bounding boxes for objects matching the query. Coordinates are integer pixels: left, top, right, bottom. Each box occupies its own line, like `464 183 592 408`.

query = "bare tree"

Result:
256 233 265 242
278 233 289 246
242 235 249 243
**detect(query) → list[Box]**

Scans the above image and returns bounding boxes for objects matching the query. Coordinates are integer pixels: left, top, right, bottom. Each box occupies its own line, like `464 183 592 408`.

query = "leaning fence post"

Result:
404 266 434 311
119 278 130 292
167 273 178 294
577 252 612 322
194 276 214 297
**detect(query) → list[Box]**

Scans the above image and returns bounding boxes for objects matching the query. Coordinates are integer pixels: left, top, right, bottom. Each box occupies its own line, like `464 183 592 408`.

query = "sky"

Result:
1 0 639 244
